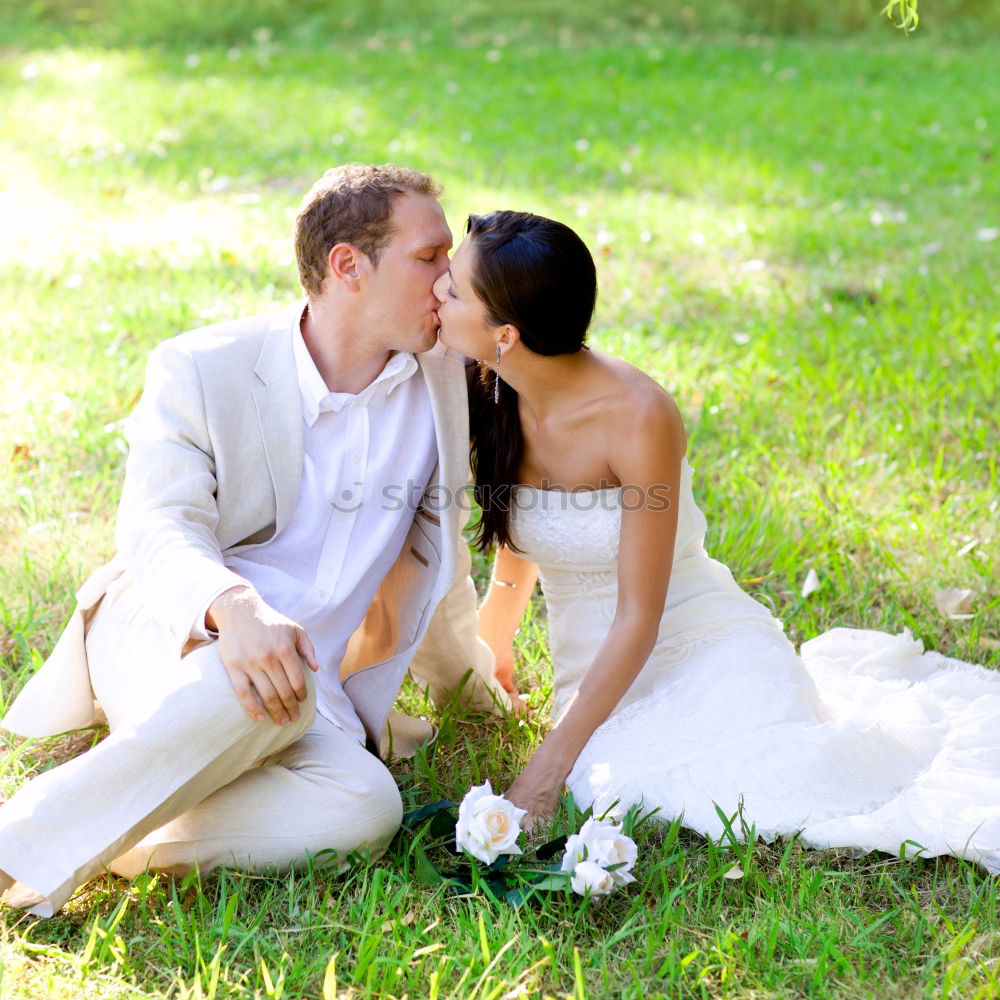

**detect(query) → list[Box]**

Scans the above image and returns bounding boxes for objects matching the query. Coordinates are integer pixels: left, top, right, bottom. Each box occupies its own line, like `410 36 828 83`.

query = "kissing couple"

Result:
2 163 998 916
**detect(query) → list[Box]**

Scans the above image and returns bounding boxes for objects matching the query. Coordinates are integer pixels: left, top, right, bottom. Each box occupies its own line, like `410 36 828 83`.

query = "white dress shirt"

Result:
225 325 437 742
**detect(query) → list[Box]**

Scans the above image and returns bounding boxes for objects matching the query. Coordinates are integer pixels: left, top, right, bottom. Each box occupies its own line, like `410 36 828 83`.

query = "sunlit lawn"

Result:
1 8 998 998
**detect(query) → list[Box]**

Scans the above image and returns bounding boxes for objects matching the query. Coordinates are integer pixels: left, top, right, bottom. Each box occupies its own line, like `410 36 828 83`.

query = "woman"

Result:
433 211 1000 871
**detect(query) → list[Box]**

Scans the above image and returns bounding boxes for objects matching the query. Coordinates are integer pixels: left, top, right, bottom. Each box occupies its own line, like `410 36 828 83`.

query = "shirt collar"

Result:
292 310 419 427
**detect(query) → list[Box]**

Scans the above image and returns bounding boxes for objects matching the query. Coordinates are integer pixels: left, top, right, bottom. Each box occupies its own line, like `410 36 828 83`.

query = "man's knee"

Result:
175 643 318 745
309 759 403 863
353 761 404 854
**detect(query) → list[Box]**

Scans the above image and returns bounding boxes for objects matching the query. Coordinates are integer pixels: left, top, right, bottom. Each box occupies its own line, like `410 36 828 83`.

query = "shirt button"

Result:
318 590 328 600
351 454 360 464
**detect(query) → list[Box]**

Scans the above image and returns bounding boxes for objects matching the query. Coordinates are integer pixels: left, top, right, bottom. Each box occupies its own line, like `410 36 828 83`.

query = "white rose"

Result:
569 859 616 896
561 818 638 887
455 780 527 864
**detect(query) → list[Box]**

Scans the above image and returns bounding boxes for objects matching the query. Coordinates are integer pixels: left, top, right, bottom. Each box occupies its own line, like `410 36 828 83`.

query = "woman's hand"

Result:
488 640 528 714
493 644 519 695
505 743 571 834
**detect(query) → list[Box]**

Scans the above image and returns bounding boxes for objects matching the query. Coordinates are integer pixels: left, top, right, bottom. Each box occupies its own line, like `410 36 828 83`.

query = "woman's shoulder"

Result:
592 351 683 430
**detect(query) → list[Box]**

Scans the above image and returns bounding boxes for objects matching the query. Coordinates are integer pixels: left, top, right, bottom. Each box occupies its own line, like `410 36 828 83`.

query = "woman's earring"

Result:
494 344 501 404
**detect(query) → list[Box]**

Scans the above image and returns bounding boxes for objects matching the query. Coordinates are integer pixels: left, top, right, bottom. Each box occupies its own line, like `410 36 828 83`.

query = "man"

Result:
0 164 509 916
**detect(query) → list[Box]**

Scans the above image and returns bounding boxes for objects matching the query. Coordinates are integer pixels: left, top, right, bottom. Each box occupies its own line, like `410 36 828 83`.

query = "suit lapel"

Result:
418 351 468 504
417 352 468 601
252 307 305 535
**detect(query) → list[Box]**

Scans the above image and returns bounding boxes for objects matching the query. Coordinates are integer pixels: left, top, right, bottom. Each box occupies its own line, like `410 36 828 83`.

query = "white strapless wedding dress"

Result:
508 459 1000 871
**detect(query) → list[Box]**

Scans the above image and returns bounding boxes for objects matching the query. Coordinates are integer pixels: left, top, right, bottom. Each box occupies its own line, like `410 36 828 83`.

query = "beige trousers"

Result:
0 591 403 917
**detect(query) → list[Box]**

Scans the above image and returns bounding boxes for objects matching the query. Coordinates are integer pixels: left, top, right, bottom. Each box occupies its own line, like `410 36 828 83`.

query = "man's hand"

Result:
206 587 319 725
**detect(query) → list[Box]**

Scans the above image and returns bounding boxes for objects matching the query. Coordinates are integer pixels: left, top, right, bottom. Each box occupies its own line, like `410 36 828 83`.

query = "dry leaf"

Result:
380 910 417 932
934 588 976 617
723 864 744 880
801 568 821 598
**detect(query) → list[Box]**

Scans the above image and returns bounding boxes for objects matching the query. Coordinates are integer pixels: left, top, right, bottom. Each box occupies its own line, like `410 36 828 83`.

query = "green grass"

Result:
2 0 997 47
1 3 999 997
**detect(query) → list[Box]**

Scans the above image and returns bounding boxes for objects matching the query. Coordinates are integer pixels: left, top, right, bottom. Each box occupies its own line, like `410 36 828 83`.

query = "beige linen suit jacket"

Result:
3 304 507 746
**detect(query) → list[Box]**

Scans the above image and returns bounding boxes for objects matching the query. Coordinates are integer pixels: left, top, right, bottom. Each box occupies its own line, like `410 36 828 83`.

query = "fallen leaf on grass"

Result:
934 588 976 618
723 865 744 880
381 910 416 932
801 568 821 598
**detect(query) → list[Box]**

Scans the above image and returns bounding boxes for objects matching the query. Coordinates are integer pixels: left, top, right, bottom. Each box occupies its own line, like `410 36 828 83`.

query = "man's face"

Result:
361 193 453 354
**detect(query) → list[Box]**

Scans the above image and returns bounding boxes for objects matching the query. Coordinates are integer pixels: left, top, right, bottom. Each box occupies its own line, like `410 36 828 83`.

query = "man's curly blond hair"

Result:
294 164 442 297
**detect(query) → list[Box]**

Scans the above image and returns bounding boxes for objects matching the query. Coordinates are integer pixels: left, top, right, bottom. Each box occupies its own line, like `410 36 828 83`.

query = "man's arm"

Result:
116 340 247 642
117 339 316 725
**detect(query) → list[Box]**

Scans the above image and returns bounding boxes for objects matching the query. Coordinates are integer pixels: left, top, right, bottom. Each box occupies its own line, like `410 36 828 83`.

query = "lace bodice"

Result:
508 486 622 569
508 457 708 573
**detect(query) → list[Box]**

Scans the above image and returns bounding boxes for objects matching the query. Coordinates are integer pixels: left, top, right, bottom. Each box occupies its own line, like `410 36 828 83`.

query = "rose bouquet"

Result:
399 780 645 907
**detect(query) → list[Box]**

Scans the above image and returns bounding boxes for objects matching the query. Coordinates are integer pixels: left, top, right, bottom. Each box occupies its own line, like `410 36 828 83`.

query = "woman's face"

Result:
433 238 498 360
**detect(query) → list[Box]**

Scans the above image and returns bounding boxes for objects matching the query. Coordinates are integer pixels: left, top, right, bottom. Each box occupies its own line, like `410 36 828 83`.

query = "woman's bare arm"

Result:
477 545 539 693
506 388 686 827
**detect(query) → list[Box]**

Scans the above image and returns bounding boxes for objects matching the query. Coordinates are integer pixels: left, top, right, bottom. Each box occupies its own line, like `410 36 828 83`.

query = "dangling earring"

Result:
493 344 501 404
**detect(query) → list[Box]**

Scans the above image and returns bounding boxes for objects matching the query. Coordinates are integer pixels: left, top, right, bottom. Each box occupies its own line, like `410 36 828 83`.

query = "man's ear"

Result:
327 243 367 287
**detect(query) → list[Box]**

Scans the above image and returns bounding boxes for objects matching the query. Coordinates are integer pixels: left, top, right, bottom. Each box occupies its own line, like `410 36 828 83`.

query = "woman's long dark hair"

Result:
465 211 597 551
